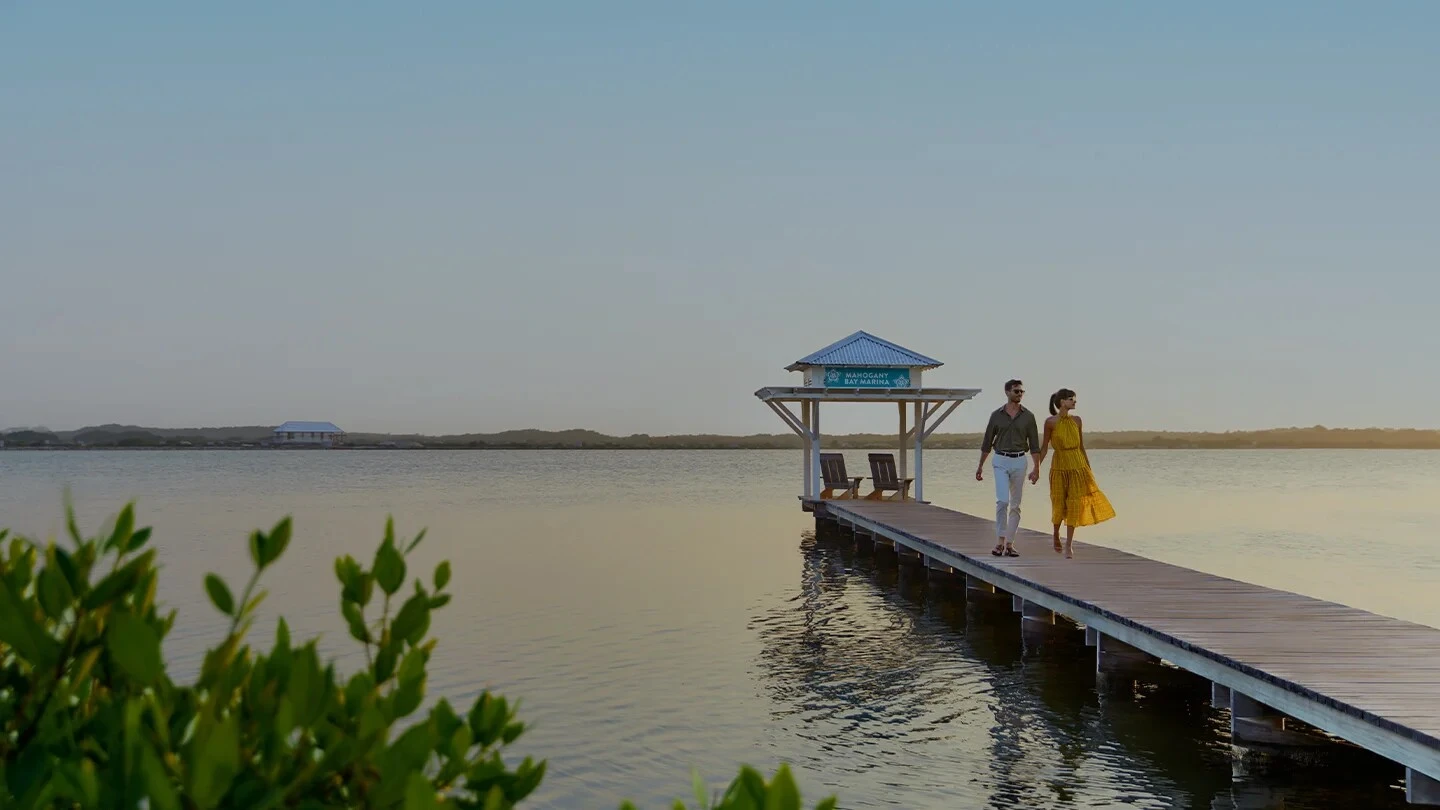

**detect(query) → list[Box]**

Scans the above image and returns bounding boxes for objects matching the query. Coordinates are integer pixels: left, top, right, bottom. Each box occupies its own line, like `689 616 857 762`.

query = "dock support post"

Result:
1212 682 1232 710
1229 692 1330 750
1408 769 1440 805
896 543 923 563
1016 599 1061 647
1095 632 1160 694
925 558 959 587
966 574 995 595
1019 600 1055 626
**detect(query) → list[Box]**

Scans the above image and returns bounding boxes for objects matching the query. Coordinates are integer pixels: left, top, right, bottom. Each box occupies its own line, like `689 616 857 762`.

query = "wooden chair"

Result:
818 453 863 499
865 453 914 501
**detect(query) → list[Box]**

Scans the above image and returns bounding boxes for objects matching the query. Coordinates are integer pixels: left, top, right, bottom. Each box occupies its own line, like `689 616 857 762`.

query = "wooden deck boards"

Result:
818 500 1440 761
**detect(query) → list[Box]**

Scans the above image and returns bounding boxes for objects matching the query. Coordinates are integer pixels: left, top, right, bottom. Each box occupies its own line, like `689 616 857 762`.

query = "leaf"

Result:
763 764 800 810
53 759 100 806
512 758 547 802
108 611 164 685
6 741 48 802
447 724 473 759
432 698 462 738
248 529 268 570
37 565 74 620
200 633 241 688
71 645 103 683
735 766 767 807
204 574 235 616
188 712 240 809
389 722 434 772
138 569 159 614
64 492 84 547
82 550 154 609
106 502 136 552
390 594 430 646
693 767 709 808
0 575 61 667
263 517 292 568
392 659 426 717
469 693 509 747
429 593 452 609
500 721 526 745
374 644 398 683
405 528 428 555
140 745 181 810
433 561 451 591
815 798 838 810
374 540 406 596
335 555 354 591
51 545 84 595
287 645 323 726
273 695 297 740
404 772 441 810
126 526 153 553
342 600 370 643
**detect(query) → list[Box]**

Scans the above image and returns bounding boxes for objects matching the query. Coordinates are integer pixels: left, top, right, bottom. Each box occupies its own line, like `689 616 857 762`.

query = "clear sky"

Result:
4 2 1437 436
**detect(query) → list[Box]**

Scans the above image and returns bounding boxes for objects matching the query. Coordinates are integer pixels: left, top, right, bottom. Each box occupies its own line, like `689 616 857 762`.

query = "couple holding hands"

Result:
975 379 1115 559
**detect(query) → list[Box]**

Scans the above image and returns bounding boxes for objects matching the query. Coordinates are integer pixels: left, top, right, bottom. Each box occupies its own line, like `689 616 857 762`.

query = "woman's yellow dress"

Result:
1049 414 1116 527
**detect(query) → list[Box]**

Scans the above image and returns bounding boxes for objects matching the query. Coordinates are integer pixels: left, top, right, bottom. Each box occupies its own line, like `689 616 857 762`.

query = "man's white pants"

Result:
993 453 1027 542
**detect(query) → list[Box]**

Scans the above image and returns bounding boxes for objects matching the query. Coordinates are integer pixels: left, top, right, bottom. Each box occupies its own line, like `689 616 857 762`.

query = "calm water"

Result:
2 449 1438 809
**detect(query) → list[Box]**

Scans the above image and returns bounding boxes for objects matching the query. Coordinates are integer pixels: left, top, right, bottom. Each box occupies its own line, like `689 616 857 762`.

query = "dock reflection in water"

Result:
749 528 1409 809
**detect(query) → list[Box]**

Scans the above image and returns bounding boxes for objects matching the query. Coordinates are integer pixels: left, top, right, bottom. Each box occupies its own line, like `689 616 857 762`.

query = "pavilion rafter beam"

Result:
921 400 965 441
766 401 807 437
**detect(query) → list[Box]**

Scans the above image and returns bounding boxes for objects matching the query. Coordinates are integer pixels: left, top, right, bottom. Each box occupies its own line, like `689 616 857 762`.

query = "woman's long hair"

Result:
1049 388 1076 416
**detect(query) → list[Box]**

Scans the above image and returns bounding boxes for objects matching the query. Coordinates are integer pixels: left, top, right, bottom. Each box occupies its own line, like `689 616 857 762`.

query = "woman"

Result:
1036 388 1115 557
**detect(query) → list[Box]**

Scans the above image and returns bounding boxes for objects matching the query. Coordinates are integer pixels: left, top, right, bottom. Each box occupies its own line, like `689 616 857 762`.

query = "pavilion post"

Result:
914 401 925 501
898 403 907 497
802 401 813 498
810 401 822 496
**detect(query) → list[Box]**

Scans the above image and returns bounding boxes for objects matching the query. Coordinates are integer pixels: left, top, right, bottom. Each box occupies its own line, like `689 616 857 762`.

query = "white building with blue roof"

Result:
272 421 347 447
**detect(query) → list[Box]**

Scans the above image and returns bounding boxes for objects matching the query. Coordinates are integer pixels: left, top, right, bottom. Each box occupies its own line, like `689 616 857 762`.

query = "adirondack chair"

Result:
818 453 863 499
865 453 914 501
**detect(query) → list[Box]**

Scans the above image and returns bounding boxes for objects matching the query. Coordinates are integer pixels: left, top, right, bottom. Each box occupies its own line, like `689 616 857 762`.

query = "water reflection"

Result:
750 528 1410 809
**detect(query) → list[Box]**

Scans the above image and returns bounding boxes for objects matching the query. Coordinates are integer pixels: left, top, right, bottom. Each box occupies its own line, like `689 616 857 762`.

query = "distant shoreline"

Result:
5 443 1440 452
6 425 1440 451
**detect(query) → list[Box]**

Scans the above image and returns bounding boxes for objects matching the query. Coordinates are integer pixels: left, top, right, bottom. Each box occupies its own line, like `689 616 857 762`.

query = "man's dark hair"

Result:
1005 379 1023 393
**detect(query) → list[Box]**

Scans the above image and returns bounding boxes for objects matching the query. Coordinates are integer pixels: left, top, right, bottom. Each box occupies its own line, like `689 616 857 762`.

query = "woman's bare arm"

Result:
1032 417 1055 482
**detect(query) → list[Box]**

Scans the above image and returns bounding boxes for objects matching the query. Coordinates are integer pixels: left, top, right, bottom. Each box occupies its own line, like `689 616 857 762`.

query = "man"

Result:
975 379 1042 557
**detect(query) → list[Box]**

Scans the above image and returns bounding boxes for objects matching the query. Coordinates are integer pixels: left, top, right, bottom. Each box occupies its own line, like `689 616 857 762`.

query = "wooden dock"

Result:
810 498 1440 805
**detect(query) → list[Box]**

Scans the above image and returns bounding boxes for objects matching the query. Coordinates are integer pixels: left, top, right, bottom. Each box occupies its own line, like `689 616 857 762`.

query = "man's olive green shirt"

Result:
982 405 1040 455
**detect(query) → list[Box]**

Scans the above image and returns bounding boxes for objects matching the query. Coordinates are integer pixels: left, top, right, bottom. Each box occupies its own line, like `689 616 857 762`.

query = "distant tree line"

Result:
6 425 1440 450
